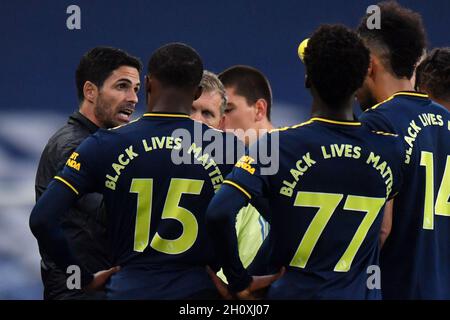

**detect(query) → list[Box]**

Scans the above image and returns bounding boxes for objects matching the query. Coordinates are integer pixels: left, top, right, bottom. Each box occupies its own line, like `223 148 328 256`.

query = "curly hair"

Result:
304 24 370 106
357 1 427 80
415 48 450 101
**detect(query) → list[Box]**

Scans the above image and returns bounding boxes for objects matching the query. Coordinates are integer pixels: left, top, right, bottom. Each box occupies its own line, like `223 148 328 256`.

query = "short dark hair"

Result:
147 43 203 89
304 24 370 106
75 47 142 102
415 48 450 101
218 65 273 121
357 0 427 79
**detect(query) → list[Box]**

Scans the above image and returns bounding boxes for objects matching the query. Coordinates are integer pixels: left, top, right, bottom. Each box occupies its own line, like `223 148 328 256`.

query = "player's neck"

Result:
311 98 356 122
375 75 414 102
257 118 274 133
147 91 192 115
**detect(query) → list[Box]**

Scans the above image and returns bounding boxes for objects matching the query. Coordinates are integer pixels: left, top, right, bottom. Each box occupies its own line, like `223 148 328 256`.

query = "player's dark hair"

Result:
218 65 273 121
415 48 450 100
357 0 427 79
304 24 370 106
75 46 142 102
147 43 203 89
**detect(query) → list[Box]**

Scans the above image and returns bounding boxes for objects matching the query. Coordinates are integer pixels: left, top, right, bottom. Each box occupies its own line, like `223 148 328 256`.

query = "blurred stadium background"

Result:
0 0 448 299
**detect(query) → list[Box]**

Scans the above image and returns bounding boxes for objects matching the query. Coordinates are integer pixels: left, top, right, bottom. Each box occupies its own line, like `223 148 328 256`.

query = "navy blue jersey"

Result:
360 92 450 299
56 112 243 299
224 117 404 299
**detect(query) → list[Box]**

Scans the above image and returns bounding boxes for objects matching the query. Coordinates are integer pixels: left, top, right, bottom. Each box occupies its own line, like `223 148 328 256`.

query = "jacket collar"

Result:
68 111 99 134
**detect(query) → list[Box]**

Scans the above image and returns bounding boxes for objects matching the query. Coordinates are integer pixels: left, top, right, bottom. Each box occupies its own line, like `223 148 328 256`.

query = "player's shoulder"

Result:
368 129 399 138
271 118 315 132
107 116 142 133
269 118 318 139
366 92 429 111
365 128 401 148
360 103 397 134
92 117 146 145
428 100 450 116
365 96 397 113
269 117 366 142
359 98 397 130
365 128 404 160
77 126 121 152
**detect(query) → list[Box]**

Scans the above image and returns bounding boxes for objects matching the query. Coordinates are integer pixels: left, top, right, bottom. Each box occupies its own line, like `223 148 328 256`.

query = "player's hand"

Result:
207 266 286 300
84 266 121 292
236 267 286 300
206 266 233 300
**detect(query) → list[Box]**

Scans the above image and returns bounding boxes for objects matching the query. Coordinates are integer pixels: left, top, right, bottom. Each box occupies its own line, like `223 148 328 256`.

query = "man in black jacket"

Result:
35 47 141 299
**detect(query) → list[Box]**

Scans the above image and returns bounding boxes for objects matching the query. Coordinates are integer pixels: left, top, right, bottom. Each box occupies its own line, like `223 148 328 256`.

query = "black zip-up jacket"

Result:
35 111 110 299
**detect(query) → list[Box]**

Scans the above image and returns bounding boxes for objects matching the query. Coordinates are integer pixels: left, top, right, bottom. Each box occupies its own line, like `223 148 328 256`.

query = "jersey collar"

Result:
392 91 429 99
143 112 190 119
69 111 99 134
367 91 429 111
309 117 361 126
272 116 361 132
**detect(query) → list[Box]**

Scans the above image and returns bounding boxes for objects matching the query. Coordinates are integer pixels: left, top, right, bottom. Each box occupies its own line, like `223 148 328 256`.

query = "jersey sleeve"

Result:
216 132 247 177
56 133 103 196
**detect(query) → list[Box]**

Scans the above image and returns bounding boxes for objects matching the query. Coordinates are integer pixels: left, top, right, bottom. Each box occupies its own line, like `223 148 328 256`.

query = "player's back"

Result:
360 92 450 299
64 112 241 299
253 118 403 299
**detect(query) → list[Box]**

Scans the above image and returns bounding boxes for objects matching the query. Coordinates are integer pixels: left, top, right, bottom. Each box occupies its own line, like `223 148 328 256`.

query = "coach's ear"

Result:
83 81 98 103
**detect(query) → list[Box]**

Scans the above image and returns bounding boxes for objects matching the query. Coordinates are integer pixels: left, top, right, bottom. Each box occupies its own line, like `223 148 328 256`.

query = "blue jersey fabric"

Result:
57 112 243 299
222 117 404 299
360 91 450 299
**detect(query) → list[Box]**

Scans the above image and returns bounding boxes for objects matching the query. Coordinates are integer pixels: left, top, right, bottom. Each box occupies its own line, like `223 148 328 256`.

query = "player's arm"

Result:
30 184 119 290
206 184 252 291
30 134 118 290
380 199 394 248
30 179 96 286
205 184 283 299
206 134 282 298
380 136 405 248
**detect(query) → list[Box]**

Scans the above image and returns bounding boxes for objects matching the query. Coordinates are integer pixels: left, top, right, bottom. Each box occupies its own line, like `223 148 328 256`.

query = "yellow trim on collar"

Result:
367 92 429 111
270 117 360 133
309 117 361 126
143 113 190 118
